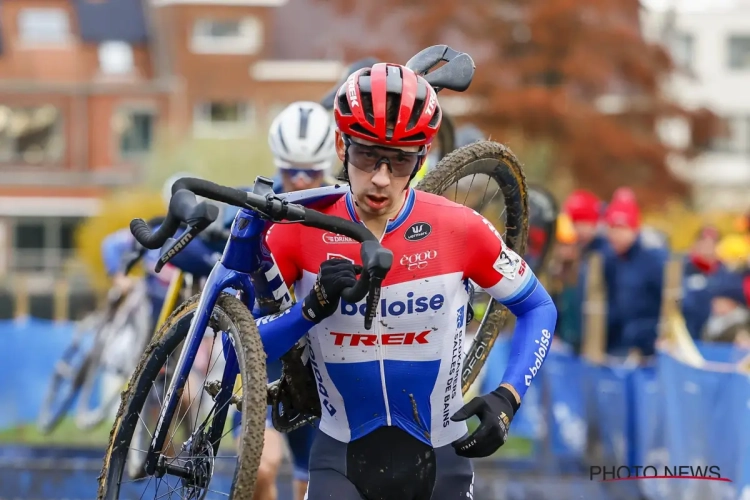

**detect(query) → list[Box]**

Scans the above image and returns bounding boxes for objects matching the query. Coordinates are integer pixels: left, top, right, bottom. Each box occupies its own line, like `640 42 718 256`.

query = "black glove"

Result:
302 259 361 323
450 386 519 458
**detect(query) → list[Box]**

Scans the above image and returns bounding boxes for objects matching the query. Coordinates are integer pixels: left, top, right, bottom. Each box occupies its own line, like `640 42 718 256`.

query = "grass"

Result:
466 419 534 458
0 417 113 448
0 417 534 458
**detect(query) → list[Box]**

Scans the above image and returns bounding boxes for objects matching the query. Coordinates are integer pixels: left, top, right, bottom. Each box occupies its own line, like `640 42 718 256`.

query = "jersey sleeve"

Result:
463 209 558 400
463 210 536 307
265 222 302 287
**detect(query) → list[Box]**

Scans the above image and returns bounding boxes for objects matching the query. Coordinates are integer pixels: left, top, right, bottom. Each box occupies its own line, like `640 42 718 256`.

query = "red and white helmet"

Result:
333 63 442 148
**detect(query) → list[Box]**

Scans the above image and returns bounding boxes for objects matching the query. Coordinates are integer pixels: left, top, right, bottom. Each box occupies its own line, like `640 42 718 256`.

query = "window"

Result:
112 108 156 158
17 8 71 45
708 116 750 154
671 32 694 70
728 35 750 70
14 220 46 250
98 41 135 75
0 105 65 165
190 17 263 54
10 217 82 273
193 101 255 138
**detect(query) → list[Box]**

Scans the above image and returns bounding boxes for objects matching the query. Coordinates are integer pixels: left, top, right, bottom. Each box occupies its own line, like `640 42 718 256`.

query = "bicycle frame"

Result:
144 185 348 475
155 270 185 330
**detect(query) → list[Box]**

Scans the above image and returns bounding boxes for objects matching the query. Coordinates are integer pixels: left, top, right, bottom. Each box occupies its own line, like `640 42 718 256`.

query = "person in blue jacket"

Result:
681 226 723 340
602 188 669 358
560 189 612 352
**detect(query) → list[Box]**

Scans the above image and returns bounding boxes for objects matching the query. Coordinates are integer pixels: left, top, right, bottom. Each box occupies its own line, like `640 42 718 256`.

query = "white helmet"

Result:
268 101 336 170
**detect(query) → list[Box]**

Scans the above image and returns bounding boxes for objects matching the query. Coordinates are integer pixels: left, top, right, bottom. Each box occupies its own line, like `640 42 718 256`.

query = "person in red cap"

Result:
562 189 605 252
560 189 610 356
603 187 669 357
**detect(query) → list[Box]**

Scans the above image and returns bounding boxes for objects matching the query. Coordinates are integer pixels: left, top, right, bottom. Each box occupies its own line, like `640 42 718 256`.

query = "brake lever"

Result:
363 275 384 331
154 222 210 273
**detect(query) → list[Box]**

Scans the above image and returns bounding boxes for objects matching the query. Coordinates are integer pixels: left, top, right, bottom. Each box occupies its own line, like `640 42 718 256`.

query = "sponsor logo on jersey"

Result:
307 338 337 416
400 250 437 270
340 292 445 317
443 305 464 427
493 247 523 279
330 330 431 346
322 232 356 244
404 222 432 241
525 328 551 387
327 253 354 263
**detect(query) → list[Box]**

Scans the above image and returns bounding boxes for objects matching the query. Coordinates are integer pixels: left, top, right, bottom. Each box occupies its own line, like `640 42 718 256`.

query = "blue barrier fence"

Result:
2 319 750 499
480 336 750 499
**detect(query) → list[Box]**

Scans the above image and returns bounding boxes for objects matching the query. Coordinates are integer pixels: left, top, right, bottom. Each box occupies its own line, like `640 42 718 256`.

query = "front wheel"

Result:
98 293 267 500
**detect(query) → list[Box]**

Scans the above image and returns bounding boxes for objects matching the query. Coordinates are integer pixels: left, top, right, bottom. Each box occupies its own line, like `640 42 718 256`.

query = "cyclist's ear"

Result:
335 130 346 161
425 142 433 155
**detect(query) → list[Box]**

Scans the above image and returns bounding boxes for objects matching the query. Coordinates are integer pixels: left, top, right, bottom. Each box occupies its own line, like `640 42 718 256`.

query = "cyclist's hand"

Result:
450 387 518 458
113 273 134 294
302 259 361 323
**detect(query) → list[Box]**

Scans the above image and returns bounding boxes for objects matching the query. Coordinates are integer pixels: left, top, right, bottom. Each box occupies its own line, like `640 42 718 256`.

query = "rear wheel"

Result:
97 293 267 499
37 316 99 434
416 140 529 394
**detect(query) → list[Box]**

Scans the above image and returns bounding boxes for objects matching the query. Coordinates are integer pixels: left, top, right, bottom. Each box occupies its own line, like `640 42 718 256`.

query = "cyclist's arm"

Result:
464 211 558 403
254 223 313 361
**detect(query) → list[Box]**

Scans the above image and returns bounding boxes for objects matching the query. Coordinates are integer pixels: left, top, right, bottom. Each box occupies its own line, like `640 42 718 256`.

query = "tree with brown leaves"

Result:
324 0 718 207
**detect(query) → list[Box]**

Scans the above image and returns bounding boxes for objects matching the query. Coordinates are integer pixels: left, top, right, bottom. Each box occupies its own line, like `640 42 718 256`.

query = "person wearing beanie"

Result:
681 226 724 340
562 189 606 251
603 187 669 357
560 190 613 357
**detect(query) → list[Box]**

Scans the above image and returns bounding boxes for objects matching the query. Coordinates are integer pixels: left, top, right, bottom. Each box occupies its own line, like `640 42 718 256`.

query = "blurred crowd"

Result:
545 188 750 360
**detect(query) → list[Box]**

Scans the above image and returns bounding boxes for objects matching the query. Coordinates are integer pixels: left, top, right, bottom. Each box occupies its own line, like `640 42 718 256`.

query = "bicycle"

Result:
37 248 150 434
38 241 202 440
98 45 529 499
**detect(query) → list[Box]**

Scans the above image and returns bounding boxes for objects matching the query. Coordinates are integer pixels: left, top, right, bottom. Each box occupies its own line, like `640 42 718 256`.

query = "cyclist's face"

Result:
336 131 427 217
279 166 325 192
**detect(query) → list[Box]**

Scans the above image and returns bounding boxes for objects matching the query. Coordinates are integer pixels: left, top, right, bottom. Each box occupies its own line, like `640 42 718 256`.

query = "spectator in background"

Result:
717 233 750 271
561 189 610 354
603 188 669 358
563 189 606 252
703 270 750 347
682 226 724 340
548 213 583 353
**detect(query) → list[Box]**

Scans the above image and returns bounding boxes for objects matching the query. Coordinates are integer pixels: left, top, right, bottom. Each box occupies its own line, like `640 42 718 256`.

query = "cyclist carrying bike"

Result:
255 63 558 499
252 100 337 500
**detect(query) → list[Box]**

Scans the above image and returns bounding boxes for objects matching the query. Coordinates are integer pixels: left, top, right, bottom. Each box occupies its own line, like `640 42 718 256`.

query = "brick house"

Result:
0 0 345 289
0 0 351 317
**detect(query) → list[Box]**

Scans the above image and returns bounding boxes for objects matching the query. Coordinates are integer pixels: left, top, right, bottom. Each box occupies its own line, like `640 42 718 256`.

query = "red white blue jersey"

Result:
265 189 538 447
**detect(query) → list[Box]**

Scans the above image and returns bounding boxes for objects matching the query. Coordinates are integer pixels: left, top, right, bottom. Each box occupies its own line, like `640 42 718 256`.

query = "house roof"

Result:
73 0 148 44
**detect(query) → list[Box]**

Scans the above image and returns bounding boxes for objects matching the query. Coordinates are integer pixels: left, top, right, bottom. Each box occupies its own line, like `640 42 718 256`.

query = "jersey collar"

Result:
345 188 416 235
